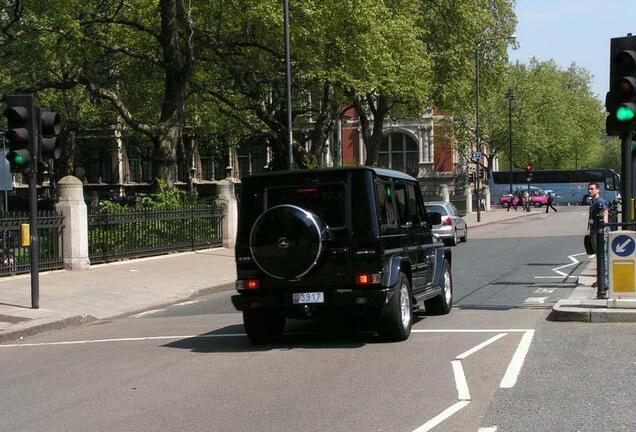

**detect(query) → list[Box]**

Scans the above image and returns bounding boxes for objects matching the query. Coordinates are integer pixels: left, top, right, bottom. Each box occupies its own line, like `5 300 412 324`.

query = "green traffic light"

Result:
13 154 27 165
616 105 635 122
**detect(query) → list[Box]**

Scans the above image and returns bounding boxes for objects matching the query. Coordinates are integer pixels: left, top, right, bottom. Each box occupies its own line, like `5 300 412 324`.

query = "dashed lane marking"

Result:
534 288 555 294
451 360 471 400
411 401 470 432
500 329 535 388
130 308 165 318
523 297 548 304
456 333 507 360
478 427 498 432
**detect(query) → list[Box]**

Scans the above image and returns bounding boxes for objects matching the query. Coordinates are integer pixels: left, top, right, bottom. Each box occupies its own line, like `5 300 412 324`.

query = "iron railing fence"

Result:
0 211 65 276
88 206 224 264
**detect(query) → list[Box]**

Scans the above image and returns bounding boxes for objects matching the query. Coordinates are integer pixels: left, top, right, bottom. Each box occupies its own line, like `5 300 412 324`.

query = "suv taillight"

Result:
356 273 381 286
236 279 260 291
442 217 453 226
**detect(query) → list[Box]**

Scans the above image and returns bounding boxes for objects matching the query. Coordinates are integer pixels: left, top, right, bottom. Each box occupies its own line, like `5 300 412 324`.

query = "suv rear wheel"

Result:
425 260 453 315
379 273 412 341
243 310 285 344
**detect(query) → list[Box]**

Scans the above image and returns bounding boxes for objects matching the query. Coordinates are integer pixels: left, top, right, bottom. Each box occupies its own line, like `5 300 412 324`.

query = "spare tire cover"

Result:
250 205 325 280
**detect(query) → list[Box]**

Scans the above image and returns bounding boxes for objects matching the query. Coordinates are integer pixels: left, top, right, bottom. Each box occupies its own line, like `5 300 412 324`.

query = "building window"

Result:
379 133 419 177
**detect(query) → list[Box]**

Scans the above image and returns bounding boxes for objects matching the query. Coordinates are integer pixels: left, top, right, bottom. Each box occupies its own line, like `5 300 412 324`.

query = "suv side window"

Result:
376 179 397 228
405 182 422 225
393 181 411 226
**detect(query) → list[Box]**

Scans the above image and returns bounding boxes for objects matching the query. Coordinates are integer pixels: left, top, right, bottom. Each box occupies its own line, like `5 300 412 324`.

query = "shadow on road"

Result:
164 316 430 353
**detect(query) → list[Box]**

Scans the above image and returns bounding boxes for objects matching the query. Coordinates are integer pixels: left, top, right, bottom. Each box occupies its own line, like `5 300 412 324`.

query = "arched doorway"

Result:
379 132 419 177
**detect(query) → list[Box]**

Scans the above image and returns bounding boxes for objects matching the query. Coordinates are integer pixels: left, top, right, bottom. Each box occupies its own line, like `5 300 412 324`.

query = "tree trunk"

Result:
152 127 179 187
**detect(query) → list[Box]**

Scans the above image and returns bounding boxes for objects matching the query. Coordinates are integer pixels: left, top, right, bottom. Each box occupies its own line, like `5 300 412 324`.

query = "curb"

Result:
0 315 97 343
550 261 636 323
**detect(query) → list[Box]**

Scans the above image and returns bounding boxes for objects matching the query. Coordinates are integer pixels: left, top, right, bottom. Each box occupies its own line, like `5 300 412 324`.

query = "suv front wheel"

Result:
379 273 412 341
243 310 285 344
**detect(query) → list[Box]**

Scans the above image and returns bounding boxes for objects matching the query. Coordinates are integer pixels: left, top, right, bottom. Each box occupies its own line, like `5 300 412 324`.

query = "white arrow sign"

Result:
616 238 633 254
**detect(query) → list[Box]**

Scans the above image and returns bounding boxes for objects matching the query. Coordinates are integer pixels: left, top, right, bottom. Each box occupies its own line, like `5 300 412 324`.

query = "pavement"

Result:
551 258 636 322
0 248 236 342
1 206 629 343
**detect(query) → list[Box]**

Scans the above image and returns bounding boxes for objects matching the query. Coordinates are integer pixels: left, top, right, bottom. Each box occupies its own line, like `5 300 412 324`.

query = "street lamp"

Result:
284 0 293 170
475 34 516 222
505 88 515 195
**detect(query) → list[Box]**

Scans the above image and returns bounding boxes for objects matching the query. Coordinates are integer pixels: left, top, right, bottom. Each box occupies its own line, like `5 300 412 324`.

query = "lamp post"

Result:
505 88 515 195
475 34 516 222
283 0 293 170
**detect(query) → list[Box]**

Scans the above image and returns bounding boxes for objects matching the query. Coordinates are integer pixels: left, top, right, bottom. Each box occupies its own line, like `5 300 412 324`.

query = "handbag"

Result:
584 234 594 255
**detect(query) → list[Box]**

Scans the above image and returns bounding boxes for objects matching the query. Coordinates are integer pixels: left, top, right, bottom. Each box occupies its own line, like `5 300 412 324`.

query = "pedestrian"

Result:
512 189 522 211
545 191 558 213
587 182 609 298
523 190 530 212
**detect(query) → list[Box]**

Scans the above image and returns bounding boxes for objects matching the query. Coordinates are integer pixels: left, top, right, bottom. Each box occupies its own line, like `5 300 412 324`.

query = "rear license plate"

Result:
293 292 324 304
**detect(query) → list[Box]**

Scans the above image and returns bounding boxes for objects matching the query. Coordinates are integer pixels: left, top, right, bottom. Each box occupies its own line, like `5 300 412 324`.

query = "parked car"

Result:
232 167 453 344
425 202 468 246
499 188 549 208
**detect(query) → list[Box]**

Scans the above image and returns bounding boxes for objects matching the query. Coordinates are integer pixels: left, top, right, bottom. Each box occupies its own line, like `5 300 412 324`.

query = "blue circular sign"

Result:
611 235 635 257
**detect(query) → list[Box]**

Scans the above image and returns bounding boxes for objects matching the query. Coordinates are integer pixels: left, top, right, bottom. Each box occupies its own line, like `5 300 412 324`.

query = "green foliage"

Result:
454 58 608 171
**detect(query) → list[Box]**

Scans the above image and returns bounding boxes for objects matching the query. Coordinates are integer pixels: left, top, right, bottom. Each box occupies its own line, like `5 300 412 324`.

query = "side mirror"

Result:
427 212 442 225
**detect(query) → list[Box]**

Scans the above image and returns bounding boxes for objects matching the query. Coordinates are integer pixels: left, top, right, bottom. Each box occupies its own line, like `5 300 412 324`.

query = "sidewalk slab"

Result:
0 248 236 342
551 259 636 323
463 207 538 228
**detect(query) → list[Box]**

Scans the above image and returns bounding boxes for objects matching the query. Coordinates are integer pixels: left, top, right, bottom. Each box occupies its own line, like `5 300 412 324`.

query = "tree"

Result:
1 0 196 185
474 59 606 172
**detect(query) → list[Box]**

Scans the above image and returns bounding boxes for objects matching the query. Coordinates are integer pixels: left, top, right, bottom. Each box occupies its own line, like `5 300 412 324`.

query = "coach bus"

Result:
488 169 620 205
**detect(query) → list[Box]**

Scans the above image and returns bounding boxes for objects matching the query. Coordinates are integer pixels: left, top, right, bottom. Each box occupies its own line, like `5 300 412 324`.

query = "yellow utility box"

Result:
608 231 636 298
20 223 30 247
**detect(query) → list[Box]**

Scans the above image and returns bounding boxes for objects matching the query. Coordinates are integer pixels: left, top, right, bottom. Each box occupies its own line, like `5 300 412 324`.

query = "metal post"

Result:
283 0 293 171
475 45 481 222
621 133 633 227
29 100 39 309
505 88 514 194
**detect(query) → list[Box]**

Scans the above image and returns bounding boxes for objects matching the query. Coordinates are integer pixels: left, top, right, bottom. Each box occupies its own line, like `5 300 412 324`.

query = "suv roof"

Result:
246 166 417 182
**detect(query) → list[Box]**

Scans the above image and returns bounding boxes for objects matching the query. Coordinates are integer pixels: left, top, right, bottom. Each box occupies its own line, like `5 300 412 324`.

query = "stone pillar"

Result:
217 175 239 248
56 176 90 270
483 185 491 211
438 184 450 203
464 184 473 214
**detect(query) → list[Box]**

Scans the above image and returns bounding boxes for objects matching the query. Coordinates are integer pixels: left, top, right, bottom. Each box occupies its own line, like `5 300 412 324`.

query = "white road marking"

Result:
0 333 246 347
412 329 532 333
456 333 507 360
478 427 498 432
130 308 166 318
551 253 582 277
523 297 548 304
451 360 471 400
410 401 470 432
174 300 198 306
500 330 535 388
533 276 578 279
534 288 554 293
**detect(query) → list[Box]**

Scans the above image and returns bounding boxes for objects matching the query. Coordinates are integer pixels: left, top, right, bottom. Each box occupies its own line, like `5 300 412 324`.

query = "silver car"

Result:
425 201 468 246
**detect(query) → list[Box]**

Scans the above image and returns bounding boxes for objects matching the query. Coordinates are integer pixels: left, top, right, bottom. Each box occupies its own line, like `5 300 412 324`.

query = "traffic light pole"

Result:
28 101 39 309
622 133 634 227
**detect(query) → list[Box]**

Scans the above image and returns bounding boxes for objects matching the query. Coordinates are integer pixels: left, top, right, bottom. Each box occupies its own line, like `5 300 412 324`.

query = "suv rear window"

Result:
266 183 346 228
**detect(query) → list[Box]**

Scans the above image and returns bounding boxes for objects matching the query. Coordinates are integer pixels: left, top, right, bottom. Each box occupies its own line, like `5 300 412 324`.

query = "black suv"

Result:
232 167 453 343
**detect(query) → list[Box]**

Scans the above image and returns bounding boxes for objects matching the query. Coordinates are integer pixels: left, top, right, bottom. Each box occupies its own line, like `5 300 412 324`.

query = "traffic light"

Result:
3 95 35 173
39 109 62 160
606 35 636 136
525 163 533 182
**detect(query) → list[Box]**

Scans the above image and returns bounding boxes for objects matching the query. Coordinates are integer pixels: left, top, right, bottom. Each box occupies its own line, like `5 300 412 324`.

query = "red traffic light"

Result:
525 164 533 172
